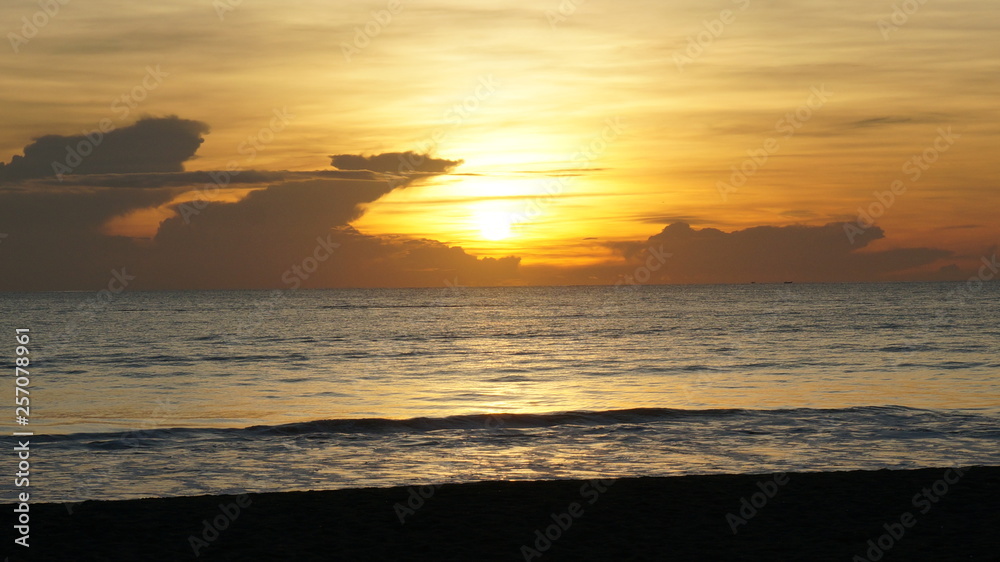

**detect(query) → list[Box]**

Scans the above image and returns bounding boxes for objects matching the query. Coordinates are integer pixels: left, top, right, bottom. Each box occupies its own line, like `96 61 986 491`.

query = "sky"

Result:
0 0 997 290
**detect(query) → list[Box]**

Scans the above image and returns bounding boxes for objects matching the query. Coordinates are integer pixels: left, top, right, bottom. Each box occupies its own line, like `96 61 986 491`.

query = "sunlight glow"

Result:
475 208 514 241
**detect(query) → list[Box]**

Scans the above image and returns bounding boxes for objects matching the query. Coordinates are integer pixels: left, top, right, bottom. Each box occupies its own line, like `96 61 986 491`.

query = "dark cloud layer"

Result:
331 151 462 174
294 226 520 288
0 117 507 289
0 177 519 290
0 117 963 290
0 117 209 182
145 175 518 288
612 222 951 284
31 169 379 189
0 117 511 290
0 186 181 289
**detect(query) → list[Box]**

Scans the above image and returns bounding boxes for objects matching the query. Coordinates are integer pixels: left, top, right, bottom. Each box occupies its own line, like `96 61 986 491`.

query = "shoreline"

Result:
6 466 999 561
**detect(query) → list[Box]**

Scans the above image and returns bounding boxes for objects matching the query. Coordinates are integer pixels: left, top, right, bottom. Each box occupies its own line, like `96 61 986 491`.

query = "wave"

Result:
248 407 747 435
248 405 983 435
36 405 993 444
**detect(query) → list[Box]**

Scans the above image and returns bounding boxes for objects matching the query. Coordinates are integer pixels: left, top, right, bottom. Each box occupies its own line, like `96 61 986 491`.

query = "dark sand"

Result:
5 466 999 561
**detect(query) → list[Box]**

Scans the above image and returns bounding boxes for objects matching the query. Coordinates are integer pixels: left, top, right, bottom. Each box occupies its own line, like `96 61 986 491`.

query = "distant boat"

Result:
783 281 793 284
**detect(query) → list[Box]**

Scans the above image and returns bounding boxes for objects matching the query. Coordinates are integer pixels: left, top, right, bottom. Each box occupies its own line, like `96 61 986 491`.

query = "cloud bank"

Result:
0 119 511 290
610 222 952 284
0 117 209 182
0 117 966 290
331 151 463 174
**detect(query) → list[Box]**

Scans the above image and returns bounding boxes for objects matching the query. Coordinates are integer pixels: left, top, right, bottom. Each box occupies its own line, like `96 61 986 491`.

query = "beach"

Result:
3 0 999 557
7 466 998 561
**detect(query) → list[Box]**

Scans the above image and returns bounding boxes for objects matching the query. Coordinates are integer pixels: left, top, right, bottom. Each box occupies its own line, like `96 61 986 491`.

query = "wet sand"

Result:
5 466 998 561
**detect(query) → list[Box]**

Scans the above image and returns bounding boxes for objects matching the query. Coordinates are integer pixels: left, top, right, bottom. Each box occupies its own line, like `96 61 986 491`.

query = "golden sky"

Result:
0 0 997 289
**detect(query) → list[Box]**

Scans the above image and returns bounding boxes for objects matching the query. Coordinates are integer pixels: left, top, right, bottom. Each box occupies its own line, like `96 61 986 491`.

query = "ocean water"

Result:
1 283 998 502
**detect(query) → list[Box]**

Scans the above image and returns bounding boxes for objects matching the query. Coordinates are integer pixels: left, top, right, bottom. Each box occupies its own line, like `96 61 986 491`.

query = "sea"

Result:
1 283 998 503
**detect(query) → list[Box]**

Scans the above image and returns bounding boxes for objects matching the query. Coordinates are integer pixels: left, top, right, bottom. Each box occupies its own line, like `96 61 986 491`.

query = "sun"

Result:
475 209 514 241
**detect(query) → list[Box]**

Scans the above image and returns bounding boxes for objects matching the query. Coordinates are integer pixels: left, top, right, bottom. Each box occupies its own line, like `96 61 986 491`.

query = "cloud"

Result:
0 118 965 290
29 169 379 189
0 117 498 290
297 226 520 288
0 185 181 289
846 116 914 129
0 117 209 183
0 174 518 290
143 177 517 289
842 113 954 130
633 214 708 225
609 222 952 284
939 224 982 231
331 151 463 174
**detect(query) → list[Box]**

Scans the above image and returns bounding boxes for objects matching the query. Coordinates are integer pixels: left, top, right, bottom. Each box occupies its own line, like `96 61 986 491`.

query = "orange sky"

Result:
0 0 997 289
